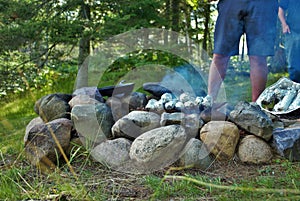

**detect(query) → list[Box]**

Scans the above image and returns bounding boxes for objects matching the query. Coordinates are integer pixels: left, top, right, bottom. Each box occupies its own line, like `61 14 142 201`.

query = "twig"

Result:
163 175 300 195
45 122 78 180
17 172 37 194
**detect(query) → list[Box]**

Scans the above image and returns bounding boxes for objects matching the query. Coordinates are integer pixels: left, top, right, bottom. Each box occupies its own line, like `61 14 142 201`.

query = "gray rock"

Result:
200 102 234 123
111 111 160 140
161 112 203 139
25 117 44 140
122 92 147 110
68 95 101 108
160 112 204 133
273 127 300 161
229 101 274 141
183 113 204 139
106 92 147 121
177 138 213 170
129 125 187 171
106 96 129 121
160 112 184 126
73 87 104 102
24 118 72 164
91 138 132 168
238 135 273 164
34 93 72 122
143 82 172 97
71 103 114 145
200 121 240 161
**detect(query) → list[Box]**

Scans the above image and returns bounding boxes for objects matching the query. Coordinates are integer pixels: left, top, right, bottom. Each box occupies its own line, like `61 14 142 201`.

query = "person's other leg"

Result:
245 1 277 101
249 56 268 102
286 34 300 83
208 54 230 100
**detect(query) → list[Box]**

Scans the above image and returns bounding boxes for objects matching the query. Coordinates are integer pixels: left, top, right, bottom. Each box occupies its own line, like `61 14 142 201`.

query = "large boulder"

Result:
24 118 72 165
111 111 161 140
229 101 274 141
272 126 300 161
129 125 187 171
177 138 213 170
71 103 114 145
34 93 72 122
91 138 132 168
73 87 104 103
238 135 273 164
200 121 240 161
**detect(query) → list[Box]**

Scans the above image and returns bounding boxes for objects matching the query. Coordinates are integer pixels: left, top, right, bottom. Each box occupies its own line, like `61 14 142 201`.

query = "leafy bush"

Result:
0 51 77 100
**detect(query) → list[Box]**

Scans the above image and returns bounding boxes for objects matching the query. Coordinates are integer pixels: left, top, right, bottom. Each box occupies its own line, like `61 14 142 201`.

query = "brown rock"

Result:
24 118 72 165
200 121 240 161
238 135 273 164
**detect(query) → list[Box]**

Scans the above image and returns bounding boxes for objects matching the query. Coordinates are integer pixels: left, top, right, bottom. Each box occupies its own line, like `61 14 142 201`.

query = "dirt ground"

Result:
1 146 295 200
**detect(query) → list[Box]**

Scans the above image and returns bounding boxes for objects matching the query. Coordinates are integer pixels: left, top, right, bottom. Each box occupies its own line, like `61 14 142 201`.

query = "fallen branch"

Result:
163 175 300 195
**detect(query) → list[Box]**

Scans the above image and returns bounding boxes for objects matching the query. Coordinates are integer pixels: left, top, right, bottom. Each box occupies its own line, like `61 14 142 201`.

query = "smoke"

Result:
160 64 207 98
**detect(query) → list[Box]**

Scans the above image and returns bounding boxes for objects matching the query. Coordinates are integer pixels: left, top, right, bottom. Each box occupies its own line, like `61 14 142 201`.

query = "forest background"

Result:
0 0 286 98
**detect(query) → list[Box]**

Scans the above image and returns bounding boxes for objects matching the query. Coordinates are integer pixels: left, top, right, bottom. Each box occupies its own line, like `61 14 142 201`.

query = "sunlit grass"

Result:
144 162 300 200
0 71 76 155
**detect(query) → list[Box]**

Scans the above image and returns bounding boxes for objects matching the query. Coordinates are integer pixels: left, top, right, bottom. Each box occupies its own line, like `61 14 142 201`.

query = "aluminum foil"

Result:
256 77 300 114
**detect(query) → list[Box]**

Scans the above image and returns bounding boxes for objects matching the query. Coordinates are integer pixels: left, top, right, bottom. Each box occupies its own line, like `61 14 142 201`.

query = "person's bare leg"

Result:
249 55 268 102
208 54 230 101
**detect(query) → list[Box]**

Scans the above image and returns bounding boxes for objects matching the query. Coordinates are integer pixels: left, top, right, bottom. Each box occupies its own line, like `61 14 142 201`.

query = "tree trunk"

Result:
202 3 210 56
171 0 180 43
76 2 91 89
164 0 171 45
183 3 191 54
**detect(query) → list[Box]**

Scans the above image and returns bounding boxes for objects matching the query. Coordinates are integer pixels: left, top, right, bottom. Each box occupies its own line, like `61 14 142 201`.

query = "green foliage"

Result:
0 0 222 103
0 168 24 200
0 51 77 99
88 49 189 88
0 0 40 52
107 49 187 72
101 0 165 36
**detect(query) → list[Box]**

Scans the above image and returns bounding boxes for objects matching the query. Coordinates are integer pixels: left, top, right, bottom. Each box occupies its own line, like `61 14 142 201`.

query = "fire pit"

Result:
24 75 300 174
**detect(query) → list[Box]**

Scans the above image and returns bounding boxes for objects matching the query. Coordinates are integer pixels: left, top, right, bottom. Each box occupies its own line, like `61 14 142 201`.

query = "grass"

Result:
1 70 300 200
144 161 300 200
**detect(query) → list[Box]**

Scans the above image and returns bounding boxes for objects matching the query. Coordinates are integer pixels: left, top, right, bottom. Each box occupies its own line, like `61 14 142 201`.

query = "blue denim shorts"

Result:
213 0 278 56
285 32 300 82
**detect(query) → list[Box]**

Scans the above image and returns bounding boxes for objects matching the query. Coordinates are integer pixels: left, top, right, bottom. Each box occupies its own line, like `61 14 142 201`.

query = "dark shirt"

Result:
279 0 300 34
